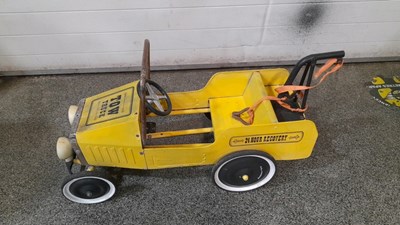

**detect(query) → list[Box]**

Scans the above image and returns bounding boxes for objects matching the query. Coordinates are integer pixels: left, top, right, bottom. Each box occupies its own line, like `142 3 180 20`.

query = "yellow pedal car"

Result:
57 40 344 204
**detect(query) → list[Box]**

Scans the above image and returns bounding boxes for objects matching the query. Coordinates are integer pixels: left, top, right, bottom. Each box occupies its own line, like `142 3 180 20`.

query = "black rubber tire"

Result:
212 151 276 192
61 171 116 204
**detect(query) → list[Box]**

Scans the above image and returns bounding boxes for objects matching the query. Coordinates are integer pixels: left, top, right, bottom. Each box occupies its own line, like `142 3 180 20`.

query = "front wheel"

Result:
62 171 116 204
212 151 276 192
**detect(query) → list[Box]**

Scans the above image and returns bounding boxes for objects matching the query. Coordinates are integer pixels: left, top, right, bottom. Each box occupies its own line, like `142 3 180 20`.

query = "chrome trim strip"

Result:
71 98 85 136
69 98 88 165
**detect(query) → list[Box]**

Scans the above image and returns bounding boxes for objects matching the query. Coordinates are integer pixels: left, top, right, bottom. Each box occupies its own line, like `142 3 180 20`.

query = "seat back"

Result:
242 72 278 124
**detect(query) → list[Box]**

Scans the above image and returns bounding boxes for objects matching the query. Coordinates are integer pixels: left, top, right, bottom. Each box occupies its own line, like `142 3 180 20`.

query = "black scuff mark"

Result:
296 3 326 34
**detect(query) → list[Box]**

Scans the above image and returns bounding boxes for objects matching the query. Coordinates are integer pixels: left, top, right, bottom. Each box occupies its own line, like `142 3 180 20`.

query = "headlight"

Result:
68 105 78 125
56 137 73 161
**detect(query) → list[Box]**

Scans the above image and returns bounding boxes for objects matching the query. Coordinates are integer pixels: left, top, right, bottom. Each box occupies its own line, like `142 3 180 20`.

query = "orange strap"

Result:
232 59 344 125
275 59 343 93
232 96 299 125
314 58 338 78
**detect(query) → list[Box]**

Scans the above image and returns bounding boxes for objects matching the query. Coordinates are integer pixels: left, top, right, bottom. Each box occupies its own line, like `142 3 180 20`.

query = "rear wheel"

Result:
62 171 116 204
212 151 276 192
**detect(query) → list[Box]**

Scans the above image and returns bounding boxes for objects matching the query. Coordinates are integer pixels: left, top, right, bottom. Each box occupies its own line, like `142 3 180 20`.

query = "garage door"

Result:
1 0 399 75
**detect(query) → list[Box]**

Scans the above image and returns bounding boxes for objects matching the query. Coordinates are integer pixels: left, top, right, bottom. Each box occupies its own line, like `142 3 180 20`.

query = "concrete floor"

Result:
0 62 399 225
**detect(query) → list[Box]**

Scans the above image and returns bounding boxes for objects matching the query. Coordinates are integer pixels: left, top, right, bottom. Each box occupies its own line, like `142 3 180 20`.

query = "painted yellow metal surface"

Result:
168 68 288 110
75 68 318 170
147 127 214 139
76 81 147 169
148 107 210 117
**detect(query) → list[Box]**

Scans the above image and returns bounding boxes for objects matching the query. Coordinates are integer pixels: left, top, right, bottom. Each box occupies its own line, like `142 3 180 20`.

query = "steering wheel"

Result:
137 39 172 116
138 79 172 116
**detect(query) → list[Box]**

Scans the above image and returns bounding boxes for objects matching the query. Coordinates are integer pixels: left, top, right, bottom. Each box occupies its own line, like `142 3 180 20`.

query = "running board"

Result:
146 127 214 139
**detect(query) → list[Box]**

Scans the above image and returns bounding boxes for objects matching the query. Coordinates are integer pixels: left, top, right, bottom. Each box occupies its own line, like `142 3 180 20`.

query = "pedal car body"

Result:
72 69 317 169
57 40 344 203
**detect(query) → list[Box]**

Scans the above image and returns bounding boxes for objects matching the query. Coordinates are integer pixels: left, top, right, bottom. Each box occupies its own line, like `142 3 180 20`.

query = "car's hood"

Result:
85 86 135 126
76 81 140 133
71 81 146 169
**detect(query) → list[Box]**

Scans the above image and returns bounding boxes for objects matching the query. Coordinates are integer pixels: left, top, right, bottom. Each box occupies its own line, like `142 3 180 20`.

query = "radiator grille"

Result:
85 145 136 166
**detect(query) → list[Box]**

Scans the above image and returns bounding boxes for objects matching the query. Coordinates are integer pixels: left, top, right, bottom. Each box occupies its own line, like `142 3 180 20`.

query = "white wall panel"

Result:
263 22 400 45
268 1 400 25
3 41 399 71
0 0 399 74
0 28 262 55
0 0 270 13
0 6 266 36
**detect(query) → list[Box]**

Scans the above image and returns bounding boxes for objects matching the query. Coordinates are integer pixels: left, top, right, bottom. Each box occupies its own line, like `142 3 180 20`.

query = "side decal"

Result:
230 132 303 146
